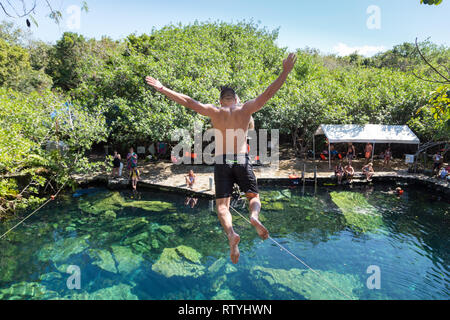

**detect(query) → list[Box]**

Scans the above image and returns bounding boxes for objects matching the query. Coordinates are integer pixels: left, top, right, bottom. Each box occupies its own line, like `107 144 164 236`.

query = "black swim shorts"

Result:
214 154 259 199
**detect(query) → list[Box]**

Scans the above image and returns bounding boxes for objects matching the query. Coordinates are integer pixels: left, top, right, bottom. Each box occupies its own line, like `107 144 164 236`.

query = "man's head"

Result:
219 86 237 107
129 147 134 153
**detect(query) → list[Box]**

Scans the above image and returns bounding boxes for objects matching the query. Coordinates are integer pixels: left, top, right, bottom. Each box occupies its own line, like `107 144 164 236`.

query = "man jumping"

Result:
145 53 297 264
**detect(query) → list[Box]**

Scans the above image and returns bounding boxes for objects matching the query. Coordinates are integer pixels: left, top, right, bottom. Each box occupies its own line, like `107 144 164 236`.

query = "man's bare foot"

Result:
228 233 240 264
250 216 269 240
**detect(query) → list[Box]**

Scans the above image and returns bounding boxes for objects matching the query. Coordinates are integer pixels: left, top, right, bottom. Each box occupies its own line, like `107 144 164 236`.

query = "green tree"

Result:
0 88 107 217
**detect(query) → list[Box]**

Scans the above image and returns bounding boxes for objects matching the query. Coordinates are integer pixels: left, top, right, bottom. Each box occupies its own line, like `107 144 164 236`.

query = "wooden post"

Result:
328 143 331 170
314 166 317 186
313 135 315 162
371 142 375 164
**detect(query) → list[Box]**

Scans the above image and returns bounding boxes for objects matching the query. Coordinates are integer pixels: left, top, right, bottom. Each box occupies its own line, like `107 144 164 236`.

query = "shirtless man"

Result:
145 53 297 264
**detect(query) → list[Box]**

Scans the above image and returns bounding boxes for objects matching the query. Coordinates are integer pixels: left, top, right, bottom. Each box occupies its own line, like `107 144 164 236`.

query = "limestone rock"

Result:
89 249 118 273
152 246 204 278
111 245 144 275
37 237 89 263
252 266 360 300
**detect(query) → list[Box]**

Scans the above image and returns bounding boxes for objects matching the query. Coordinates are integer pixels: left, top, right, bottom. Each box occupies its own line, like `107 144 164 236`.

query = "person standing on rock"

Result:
127 147 139 190
145 53 297 264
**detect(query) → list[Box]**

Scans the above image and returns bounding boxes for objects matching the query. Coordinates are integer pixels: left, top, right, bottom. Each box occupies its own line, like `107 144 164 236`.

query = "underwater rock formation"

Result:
63 283 138 300
212 287 235 300
78 191 175 215
78 192 124 215
330 191 384 233
251 266 361 300
158 225 175 234
111 245 144 275
208 258 238 275
89 249 118 274
152 245 205 278
37 236 90 263
0 282 58 300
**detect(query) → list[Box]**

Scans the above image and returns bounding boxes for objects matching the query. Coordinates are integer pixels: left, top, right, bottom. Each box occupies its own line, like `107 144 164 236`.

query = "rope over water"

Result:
229 206 356 300
0 183 67 241
1 183 354 300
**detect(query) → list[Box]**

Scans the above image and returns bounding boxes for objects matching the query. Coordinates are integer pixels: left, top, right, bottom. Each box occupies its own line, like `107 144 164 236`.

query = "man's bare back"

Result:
209 105 252 156
145 53 297 264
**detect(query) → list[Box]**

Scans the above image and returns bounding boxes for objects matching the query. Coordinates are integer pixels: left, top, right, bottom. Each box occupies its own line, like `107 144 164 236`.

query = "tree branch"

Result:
415 37 450 84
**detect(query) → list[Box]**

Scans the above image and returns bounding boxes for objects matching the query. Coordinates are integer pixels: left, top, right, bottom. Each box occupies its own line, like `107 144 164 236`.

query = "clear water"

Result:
0 185 448 300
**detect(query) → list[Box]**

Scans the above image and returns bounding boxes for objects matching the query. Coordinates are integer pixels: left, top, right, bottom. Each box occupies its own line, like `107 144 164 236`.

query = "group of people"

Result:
325 142 392 168
112 147 200 193
334 161 374 184
432 151 449 180
111 147 140 191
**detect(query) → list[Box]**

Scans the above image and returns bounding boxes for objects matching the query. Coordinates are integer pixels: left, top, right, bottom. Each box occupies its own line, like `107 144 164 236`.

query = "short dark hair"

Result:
220 86 236 100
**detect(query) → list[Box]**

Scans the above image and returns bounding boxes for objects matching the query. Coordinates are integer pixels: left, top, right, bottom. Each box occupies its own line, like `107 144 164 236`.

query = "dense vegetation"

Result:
0 20 449 217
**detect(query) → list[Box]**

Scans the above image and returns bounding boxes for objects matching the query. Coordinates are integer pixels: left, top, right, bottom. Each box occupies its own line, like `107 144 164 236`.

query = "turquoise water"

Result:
0 185 448 300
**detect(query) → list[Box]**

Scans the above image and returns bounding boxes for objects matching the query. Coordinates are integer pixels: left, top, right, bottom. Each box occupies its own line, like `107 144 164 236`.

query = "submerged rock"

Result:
37 237 89 263
176 245 202 263
152 245 204 278
252 266 360 300
151 239 160 249
212 287 235 300
330 191 384 233
111 245 144 275
78 191 176 216
64 283 138 300
128 200 176 212
101 210 117 220
263 201 284 211
89 249 118 274
78 192 124 215
0 282 58 300
208 258 237 275
159 225 175 234
123 232 149 245
39 272 63 282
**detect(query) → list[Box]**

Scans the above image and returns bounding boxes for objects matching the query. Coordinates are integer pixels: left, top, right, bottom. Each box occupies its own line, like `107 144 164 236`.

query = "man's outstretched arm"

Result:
242 53 297 115
145 76 218 117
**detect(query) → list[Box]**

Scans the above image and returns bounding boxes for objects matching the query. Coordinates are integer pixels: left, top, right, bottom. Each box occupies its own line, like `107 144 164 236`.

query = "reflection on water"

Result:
0 185 448 300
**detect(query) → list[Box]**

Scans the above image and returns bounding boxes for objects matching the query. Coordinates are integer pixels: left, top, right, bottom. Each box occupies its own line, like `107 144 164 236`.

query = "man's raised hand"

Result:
283 53 297 74
145 76 163 90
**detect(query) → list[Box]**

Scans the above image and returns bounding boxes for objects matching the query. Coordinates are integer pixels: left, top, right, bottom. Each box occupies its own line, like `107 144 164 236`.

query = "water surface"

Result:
0 184 448 300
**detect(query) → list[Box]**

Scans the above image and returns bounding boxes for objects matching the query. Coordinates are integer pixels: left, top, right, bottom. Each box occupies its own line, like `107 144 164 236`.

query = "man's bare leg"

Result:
216 198 240 264
247 194 269 240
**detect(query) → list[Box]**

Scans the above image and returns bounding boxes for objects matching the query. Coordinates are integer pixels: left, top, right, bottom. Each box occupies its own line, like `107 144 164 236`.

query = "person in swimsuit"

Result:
185 170 196 189
335 161 344 185
344 162 355 183
145 53 297 264
130 167 140 190
365 143 373 164
347 143 355 165
112 151 122 178
362 162 374 181
383 147 391 168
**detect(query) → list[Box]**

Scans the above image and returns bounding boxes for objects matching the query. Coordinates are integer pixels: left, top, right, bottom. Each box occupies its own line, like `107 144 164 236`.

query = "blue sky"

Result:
2 0 450 56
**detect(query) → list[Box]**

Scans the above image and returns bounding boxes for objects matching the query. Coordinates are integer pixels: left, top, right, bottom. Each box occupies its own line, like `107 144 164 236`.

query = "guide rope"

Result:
229 205 355 300
0 183 67 241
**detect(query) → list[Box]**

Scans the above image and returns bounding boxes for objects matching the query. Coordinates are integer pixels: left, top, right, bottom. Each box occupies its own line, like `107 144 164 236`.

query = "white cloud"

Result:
332 43 386 57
